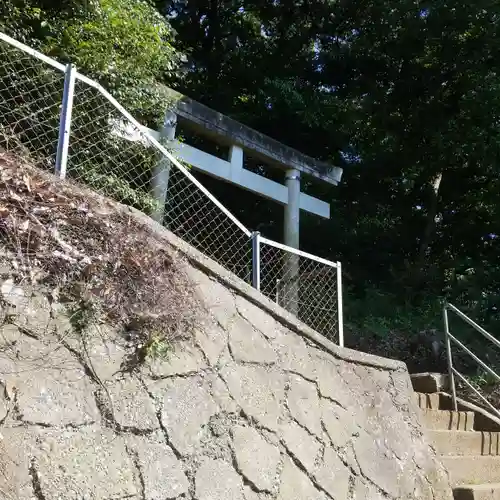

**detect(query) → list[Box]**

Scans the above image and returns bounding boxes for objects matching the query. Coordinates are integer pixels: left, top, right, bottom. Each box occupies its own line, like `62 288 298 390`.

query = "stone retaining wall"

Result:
0 209 453 500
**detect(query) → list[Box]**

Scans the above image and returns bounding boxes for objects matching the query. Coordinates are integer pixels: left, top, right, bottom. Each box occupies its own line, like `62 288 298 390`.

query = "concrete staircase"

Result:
413 374 500 500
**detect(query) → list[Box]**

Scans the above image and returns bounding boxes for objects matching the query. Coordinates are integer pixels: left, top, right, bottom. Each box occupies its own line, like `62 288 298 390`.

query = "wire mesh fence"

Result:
66 74 253 283
160 165 253 281
259 237 342 344
0 35 64 171
68 77 160 212
0 31 343 344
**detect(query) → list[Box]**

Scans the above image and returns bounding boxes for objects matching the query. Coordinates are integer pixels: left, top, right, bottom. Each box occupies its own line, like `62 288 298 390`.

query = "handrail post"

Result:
55 63 76 179
337 261 344 347
443 303 458 411
251 231 261 291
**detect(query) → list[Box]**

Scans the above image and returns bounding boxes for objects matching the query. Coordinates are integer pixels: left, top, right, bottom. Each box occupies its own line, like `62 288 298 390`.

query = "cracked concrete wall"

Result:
0 263 452 500
0 211 453 500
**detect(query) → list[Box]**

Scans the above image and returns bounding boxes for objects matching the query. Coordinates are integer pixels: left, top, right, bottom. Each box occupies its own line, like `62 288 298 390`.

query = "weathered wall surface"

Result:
0 211 452 500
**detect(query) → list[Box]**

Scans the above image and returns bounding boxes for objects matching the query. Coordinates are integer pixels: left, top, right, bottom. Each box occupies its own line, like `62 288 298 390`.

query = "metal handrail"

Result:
443 302 500 419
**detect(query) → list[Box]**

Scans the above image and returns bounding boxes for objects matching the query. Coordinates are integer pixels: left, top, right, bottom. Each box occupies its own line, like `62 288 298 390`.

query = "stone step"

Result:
411 372 449 393
414 391 440 409
453 483 500 500
442 456 500 486
438 394 500 433
421 409 475 431
430 430 500 456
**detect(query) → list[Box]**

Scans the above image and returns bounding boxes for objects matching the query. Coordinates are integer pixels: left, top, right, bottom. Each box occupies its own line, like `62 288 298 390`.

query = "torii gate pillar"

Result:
282 168 301 314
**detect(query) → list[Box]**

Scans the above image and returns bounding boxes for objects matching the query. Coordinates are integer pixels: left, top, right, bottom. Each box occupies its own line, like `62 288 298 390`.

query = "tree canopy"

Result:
0 0 181 122
163 1 500 335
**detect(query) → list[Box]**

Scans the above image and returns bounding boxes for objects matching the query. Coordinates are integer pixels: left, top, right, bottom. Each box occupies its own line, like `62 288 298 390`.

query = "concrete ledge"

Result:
439 393 500 432
415 392 440 410
441 456 500 486
429 430 500 456
421 409 474 431
411 373 450 393
127 206 406 373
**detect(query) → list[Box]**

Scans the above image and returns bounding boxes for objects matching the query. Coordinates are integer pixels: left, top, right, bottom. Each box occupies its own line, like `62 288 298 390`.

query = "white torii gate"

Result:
145 91 343 252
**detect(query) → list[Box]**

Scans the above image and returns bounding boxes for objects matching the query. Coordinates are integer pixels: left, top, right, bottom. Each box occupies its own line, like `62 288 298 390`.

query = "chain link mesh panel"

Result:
160 166 253 282
259 239 340 342
66 77 253 283
0 38 64 170
67 78 160 213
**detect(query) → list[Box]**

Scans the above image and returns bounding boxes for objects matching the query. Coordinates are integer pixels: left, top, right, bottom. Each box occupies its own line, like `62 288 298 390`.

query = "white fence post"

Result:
337 261 344 347
252 231 261 291
55 63 76 179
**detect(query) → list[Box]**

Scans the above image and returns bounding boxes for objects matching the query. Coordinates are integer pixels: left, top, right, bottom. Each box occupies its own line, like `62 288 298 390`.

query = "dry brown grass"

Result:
0 149 198 366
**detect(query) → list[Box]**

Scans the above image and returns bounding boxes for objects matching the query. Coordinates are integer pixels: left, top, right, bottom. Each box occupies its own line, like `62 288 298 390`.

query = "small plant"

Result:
144 332 172 360
67 295 104 337
469 369 499 389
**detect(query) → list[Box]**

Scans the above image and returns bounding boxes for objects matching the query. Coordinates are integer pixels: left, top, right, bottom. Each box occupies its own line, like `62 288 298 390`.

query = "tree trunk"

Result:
414 171 443 283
